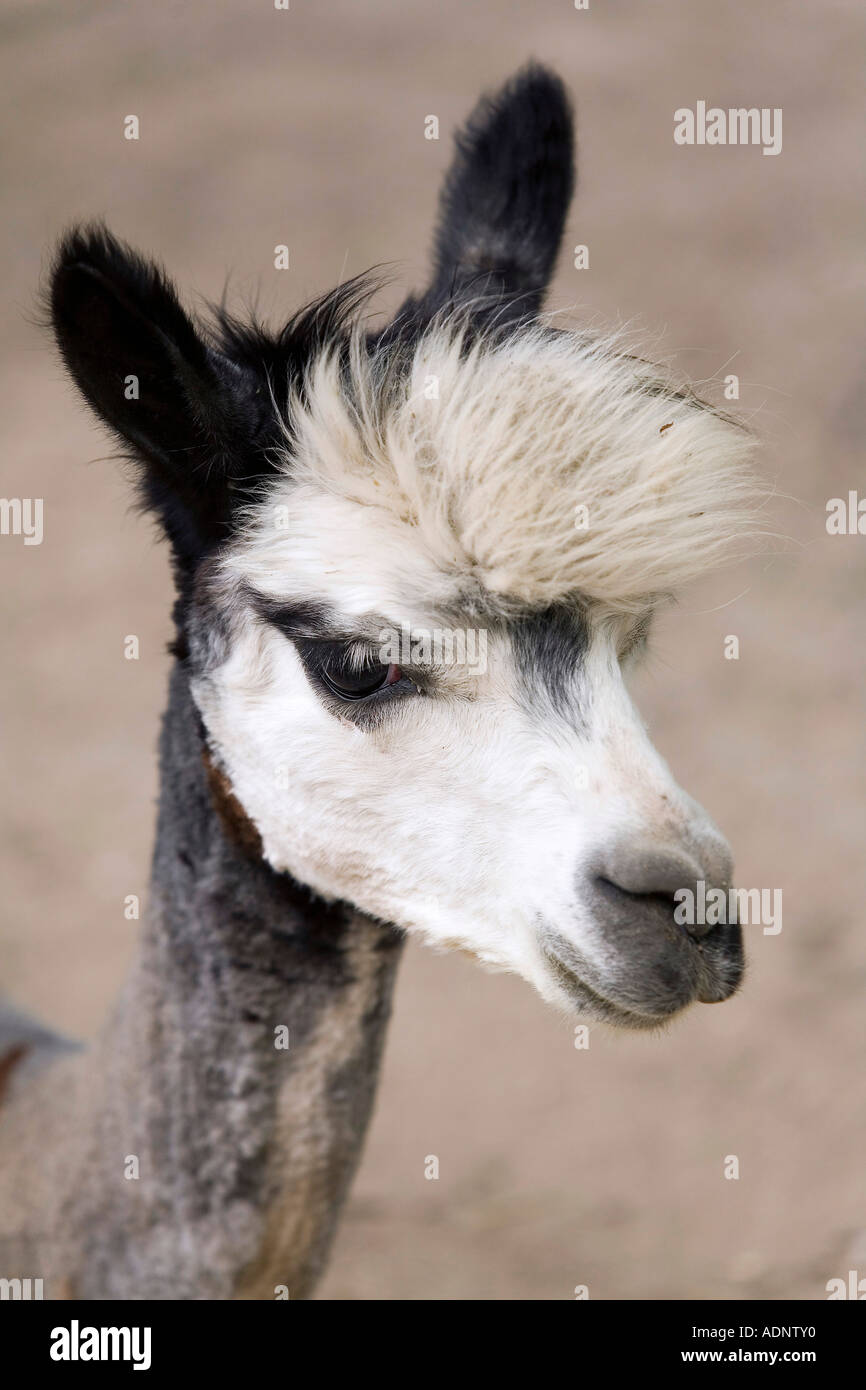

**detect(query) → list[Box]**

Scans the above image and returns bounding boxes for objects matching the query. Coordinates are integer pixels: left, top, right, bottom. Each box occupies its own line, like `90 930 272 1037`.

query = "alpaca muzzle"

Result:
538 836 745 1025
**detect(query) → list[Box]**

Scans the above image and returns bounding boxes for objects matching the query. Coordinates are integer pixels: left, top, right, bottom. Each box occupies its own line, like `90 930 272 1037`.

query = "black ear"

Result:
407 64 575 329
49 225 262 570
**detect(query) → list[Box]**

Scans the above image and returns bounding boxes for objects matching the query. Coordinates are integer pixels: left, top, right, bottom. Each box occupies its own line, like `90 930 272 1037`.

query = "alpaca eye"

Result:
319 649 403 701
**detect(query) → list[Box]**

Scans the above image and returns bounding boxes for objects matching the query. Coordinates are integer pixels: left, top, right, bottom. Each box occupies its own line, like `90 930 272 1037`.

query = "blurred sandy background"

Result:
1 0 863 1299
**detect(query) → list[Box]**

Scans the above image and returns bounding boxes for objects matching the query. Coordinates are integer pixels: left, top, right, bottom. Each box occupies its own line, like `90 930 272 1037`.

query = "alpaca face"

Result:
189 486 741 1026
186 319 753 1025
48 64 756 1028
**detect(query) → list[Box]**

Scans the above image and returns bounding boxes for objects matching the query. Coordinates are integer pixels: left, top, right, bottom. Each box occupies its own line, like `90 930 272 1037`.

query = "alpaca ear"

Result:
407 64 575 327
50 225 258 568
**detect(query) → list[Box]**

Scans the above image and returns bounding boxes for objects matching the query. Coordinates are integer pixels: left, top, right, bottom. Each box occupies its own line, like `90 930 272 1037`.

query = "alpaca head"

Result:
49 66 757 1028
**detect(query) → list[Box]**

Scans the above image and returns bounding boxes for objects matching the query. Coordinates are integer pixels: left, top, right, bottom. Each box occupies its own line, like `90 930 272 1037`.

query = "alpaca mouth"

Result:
542 952 664 1029
538 921 743 1029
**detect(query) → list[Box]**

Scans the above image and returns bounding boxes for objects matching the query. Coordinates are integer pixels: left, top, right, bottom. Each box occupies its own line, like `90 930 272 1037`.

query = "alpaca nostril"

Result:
591 844 729 940
594 874 710 940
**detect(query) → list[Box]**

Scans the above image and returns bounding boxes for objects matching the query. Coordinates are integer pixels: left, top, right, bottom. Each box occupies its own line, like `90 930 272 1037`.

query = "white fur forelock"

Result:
265 322 759 612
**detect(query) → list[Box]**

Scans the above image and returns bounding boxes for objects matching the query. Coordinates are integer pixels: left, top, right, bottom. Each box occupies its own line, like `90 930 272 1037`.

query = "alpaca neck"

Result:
71 663 403 1299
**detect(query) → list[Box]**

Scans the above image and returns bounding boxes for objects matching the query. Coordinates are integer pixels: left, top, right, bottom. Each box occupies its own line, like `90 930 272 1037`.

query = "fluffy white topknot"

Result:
274 319 760 613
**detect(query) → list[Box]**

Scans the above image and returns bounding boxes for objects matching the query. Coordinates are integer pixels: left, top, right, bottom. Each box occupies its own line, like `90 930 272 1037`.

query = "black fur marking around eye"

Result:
244 591 421 718
248 595 337 642
293 639 419 723
510 605 591 721
247 593 402 649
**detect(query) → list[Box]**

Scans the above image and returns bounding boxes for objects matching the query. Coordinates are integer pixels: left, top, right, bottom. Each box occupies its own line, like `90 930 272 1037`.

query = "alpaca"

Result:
0 65 756 1300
